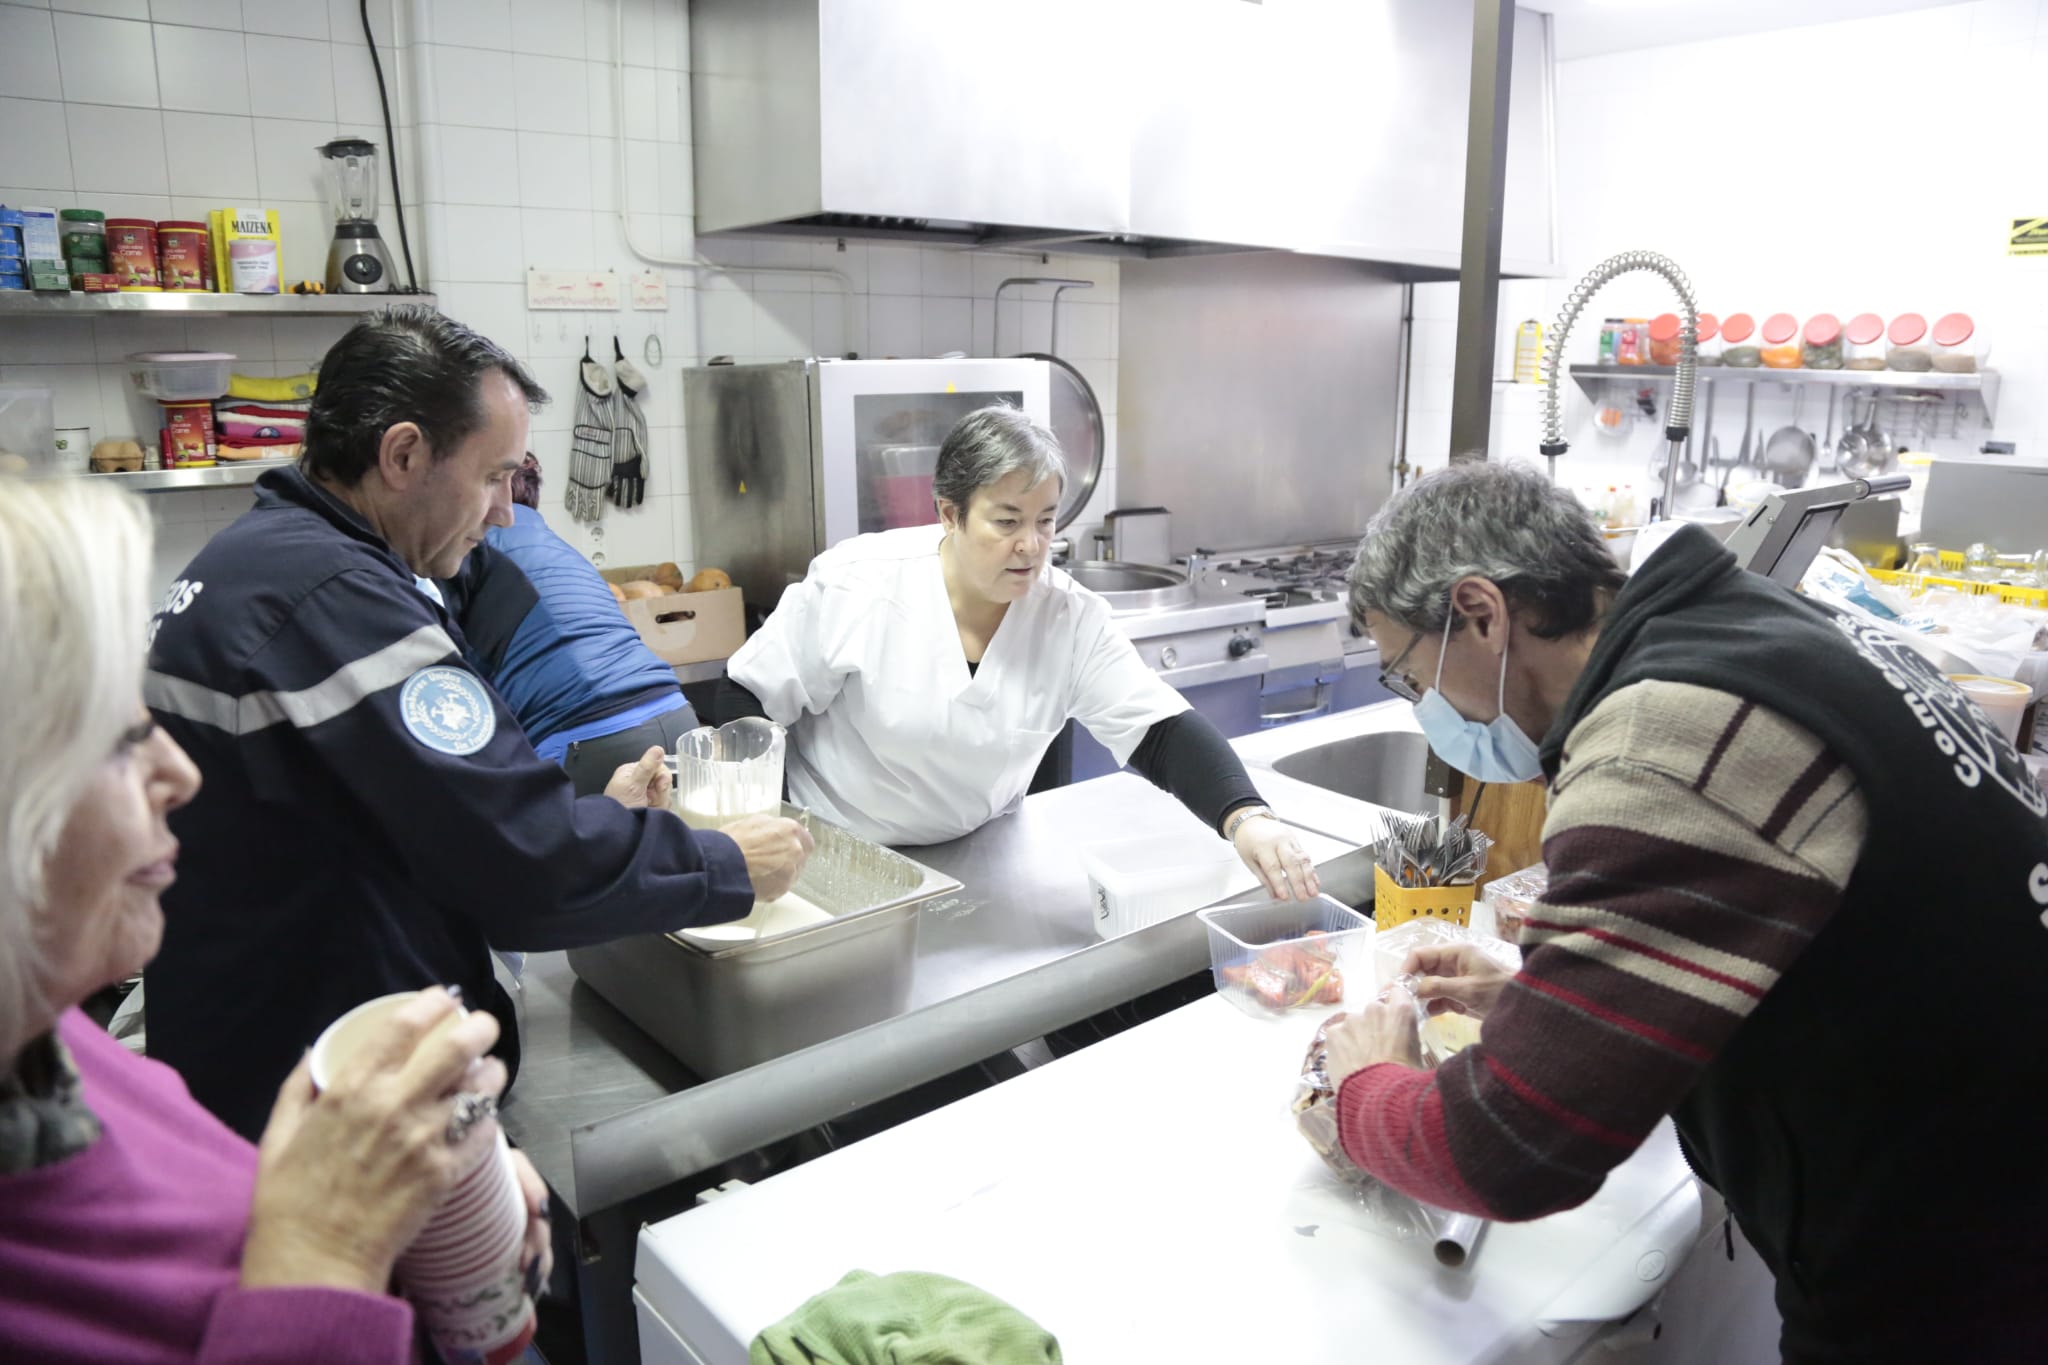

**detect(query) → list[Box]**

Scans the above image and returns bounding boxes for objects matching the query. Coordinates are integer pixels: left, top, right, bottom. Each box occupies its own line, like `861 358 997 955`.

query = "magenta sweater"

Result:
0 1009 417 1364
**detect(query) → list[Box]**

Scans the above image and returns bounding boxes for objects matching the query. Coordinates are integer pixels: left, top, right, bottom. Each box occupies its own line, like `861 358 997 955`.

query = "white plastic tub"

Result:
1081 830 1245 939
1948 674 2031 747
127 351 234 401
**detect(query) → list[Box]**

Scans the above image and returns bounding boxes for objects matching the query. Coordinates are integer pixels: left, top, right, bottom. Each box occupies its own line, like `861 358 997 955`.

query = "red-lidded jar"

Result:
106 218 160 291
1693 313 1722 365
1887 313 1933 371
1720 313 1760 367
1844 313 1886 369
156 220 211 292
1648 313 1685 367
1931 312 1983 374
1760 312 1802 368
1801 313 1844 370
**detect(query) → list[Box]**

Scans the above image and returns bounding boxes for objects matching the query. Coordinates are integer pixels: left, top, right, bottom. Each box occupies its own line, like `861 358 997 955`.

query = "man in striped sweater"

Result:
1326 463 2048 1363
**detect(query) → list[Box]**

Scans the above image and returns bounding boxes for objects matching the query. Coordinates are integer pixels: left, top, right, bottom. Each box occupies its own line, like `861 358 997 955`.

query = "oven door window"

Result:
853 391 1022 533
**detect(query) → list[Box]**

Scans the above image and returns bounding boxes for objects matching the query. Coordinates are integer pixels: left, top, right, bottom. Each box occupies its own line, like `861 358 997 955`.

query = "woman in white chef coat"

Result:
721 405 1318 900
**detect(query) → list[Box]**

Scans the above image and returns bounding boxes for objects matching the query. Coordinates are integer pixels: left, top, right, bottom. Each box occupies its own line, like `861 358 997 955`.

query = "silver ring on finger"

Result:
445 1091 498 1146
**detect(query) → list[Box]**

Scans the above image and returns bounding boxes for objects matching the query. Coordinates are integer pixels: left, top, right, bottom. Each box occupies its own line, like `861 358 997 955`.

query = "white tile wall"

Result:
5 0 1121 588
1407 0 2048 500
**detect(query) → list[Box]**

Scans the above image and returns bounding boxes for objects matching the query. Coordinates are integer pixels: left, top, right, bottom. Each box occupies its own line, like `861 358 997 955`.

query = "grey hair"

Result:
932 405 1065 515
1349 461 1624 639
0 479 154 1067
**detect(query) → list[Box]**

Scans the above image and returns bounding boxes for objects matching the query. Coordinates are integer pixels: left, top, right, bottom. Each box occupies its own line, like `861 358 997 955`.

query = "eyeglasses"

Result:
1376 626 1425 704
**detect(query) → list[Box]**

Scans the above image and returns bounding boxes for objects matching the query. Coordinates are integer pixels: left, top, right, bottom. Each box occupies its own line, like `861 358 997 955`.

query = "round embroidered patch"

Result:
399 666 496 756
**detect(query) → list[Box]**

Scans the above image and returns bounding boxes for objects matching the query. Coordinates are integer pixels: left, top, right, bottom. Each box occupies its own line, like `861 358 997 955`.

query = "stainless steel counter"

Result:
498 771 1365 1221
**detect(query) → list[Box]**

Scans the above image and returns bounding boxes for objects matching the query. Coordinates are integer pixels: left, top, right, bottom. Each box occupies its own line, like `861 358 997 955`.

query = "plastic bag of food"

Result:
1291 993 1441 1244
1480 862 1548 944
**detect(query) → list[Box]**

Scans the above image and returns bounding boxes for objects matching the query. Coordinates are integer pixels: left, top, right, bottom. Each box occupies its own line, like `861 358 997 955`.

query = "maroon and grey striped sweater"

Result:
1335 679 1868 1221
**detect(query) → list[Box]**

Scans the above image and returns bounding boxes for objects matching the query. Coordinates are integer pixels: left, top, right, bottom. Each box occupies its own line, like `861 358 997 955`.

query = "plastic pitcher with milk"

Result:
673 718 786 830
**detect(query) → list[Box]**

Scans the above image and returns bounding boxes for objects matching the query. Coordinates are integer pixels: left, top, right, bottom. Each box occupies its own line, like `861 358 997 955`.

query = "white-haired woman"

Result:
0 480 548 1362
723 405 1317 900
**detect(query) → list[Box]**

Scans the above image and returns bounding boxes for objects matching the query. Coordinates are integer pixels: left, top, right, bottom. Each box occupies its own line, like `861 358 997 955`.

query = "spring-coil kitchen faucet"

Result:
1539 250 1698 520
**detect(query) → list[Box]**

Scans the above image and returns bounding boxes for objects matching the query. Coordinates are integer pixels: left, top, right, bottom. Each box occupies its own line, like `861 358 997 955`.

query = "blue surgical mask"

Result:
1411 611 1543 784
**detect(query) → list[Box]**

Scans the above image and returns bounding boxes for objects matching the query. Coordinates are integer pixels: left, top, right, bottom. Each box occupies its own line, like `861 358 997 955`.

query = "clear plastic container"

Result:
1720 313 1760 367
125 350 234 400
1886 313 1933 372
1931 312 1983 374
1082 832 1246 940
0 381 57 471
1693 312 1722 365
1844 313 1887 370
1647 313 1684 367
1759 313 1803 368
1801 313 1844 370
1198 895 1374 1018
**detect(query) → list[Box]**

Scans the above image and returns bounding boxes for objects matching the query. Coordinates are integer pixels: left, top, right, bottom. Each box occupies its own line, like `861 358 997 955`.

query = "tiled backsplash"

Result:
2 0 1122 601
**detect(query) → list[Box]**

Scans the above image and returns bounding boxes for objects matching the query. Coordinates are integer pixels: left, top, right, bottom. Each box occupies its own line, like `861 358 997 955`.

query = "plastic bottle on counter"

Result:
1886 313 1934 371
1843 313 1887 370
1597 318 1621 365
1720 313 1760 367
1801 314 1844 370
1512 319 1544 383
1930 313 1983 373
1693 312 1722 365
1759 313 1803 368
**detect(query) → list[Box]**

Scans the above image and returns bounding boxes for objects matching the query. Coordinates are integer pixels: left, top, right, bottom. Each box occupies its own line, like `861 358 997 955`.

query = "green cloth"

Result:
749 1269 1062 1365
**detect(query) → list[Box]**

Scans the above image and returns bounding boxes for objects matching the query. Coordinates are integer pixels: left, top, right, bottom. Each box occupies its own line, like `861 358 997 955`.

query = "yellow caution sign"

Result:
2009 218 2048 256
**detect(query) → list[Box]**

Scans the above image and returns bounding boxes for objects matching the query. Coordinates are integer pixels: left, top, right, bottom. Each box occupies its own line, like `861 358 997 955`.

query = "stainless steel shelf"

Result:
1570 363 2000 422
0 291 434 317
82 459 290 493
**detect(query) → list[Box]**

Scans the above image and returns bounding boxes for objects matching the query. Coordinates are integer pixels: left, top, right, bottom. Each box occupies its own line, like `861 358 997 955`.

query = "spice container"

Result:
1597 318 1621 364
1617 317 1652 365
59 209 105 282
1844 313 1887 370
1886 313 1933 371
1647 313 1686 367
1930 313 1983 374
1759 313 1802 368
1693 312 1722 365
1720 313 1761 367
156 221 211 292
106 219 160 291
1801 314 1844 370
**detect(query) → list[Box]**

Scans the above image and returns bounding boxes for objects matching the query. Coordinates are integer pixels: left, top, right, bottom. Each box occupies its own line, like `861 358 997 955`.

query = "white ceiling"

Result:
1524 0 1979 61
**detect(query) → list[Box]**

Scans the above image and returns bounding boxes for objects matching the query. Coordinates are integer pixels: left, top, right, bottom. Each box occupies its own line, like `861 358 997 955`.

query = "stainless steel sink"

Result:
1062 560 1194 614
1271 730 1434 814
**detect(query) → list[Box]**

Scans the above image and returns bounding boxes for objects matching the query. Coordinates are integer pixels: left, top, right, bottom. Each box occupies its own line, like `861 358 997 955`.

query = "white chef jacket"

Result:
728 525 1190 845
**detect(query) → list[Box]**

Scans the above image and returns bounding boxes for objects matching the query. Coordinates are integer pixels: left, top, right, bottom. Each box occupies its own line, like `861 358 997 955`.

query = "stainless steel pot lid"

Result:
1017 352 1104 532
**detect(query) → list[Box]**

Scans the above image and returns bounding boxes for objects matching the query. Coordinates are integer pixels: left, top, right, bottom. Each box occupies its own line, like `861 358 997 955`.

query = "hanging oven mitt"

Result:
608 337 649 510
567 343 617 523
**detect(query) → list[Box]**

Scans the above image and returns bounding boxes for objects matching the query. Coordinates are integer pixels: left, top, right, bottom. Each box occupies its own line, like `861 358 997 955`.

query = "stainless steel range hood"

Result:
690 0 1558 276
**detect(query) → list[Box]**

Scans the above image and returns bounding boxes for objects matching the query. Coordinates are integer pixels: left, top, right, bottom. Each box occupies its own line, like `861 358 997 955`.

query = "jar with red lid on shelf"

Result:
1759 313 1803 368
1692 312 1722 365
1647 313 1687 367
1931 312 1985 373
1720 313 1760 367
1843 313 1886 369
1801 313 1844 370
1886 313 1933 371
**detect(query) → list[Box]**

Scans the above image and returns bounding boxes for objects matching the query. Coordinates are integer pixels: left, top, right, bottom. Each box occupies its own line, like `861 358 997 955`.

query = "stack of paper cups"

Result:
309 993 537 1365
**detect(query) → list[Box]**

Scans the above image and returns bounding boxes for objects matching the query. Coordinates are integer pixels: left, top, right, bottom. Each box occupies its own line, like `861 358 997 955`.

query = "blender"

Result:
317 137 395 293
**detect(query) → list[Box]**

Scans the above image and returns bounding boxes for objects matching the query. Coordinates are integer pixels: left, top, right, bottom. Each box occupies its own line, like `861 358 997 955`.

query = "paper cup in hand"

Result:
309 992 537 1365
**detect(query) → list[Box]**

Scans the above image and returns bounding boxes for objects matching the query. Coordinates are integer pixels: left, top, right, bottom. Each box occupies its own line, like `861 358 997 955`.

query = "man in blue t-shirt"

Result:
440 454 699 794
